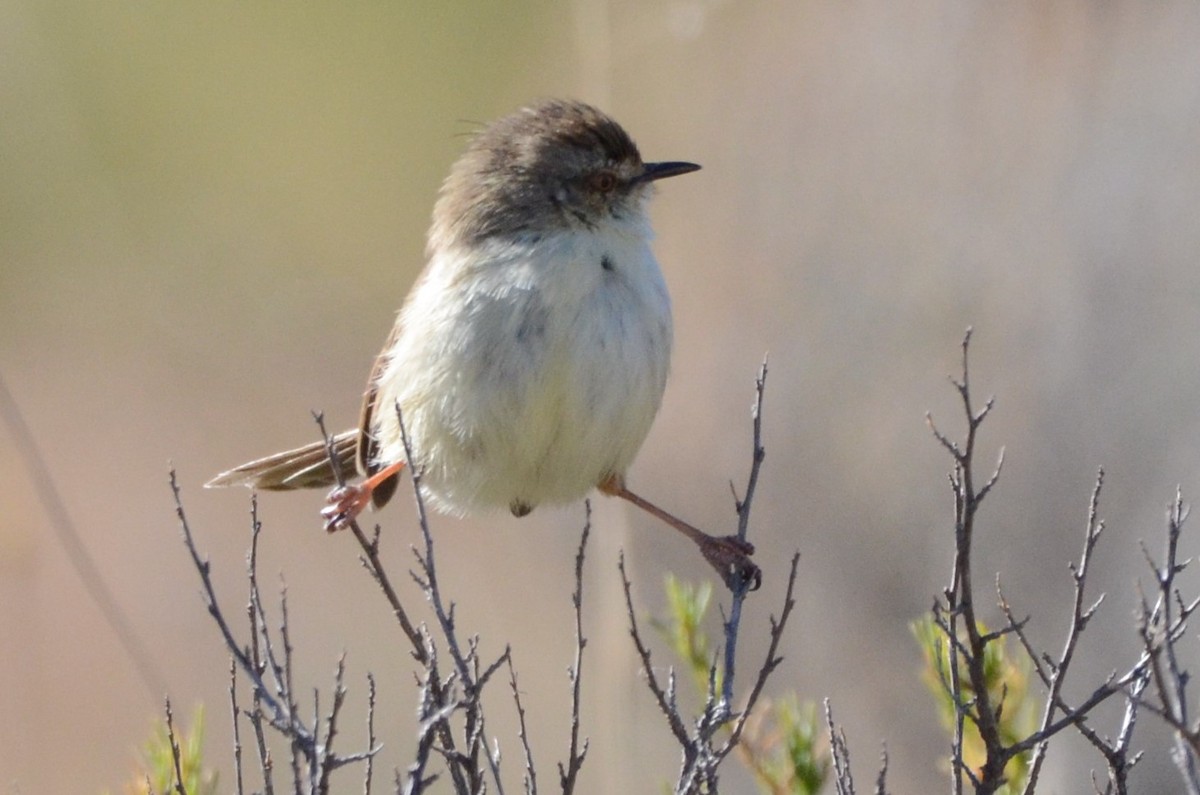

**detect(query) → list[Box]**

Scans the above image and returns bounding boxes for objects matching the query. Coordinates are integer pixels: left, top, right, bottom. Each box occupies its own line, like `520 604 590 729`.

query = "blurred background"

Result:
3 1 1200 791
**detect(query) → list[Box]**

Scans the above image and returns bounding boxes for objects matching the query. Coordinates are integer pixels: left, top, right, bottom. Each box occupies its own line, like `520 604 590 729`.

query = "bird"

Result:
206 99 758 588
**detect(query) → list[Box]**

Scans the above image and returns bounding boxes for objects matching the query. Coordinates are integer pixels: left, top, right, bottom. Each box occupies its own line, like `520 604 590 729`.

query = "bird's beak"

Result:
636 161 701 183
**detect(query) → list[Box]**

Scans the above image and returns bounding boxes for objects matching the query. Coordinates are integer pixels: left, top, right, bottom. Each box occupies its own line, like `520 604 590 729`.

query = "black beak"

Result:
637 161 701 183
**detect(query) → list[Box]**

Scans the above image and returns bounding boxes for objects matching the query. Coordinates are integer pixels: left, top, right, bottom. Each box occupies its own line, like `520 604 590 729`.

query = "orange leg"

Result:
598 474 761 590
321 461 406 532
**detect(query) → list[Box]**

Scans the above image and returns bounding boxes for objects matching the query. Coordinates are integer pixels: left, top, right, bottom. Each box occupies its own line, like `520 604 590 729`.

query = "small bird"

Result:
207 99 757 587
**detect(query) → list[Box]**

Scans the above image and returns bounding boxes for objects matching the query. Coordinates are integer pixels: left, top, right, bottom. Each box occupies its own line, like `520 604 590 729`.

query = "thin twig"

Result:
1019 469 1114 794
312 413 425 656
508 657 538 795
315 655 349 792
923 333 1170 794
722 359 769 705
559 510 592 794
619 552 692 746
170 470 298 736
721 552 801 757
163 698 188 795
394 402 473 691
364 673 377 795
825 699 856 795
1130 491 1200 791
229 657 246 795
927 329 1010 793
315 412 474 791
244 496 276 795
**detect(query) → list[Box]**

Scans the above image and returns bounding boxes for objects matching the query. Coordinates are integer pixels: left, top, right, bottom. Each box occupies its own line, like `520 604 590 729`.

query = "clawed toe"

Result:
699 535 762 591
321 485 370 532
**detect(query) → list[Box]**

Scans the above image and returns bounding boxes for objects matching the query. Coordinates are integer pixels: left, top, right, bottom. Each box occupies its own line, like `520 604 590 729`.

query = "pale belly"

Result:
373 234 673 516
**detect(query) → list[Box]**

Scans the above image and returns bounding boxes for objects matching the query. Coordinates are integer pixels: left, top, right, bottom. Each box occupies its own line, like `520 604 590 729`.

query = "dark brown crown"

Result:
430 100 645 249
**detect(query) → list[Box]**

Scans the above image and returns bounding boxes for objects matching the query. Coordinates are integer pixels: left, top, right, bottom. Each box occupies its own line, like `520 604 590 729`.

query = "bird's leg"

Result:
321 461 406 532
598 474 762 590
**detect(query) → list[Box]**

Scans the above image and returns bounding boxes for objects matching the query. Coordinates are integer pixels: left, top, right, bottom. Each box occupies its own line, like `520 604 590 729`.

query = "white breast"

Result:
372 217 673 516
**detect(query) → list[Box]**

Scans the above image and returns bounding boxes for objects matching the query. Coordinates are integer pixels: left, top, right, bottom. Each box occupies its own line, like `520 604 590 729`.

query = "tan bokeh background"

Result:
3 2 1200 791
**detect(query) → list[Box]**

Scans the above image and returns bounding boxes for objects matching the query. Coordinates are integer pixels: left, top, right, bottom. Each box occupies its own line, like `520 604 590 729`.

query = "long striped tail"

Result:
205 430 359 492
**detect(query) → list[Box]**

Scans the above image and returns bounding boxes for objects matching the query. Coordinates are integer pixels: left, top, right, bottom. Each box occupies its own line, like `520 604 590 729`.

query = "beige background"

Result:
3 2 1199 791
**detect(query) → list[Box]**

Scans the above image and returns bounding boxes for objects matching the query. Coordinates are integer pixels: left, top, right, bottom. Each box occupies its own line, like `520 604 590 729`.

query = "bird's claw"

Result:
321 484 370 532
700 535 762 592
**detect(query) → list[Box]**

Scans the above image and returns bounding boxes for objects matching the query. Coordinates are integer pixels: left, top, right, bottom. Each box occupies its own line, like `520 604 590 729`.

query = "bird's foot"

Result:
321 484 371 532
698 535 762 592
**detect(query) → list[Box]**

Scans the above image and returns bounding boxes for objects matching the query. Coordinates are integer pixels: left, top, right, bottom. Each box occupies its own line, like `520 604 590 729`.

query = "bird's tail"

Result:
205 430 359 492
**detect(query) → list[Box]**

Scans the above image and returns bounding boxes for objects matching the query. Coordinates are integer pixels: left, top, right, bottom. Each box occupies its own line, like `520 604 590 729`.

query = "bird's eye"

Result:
588 171 618 193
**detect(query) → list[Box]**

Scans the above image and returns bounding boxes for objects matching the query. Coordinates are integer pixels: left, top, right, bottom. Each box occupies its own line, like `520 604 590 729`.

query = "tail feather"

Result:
205 430 359 492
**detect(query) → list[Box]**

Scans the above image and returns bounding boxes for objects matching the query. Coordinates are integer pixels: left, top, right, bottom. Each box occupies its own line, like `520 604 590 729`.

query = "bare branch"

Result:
923 337 1169 794
825 699 856 795
559 512 592 794
721 358 770 706
163 698 187 795
926 332 1140 794
171 472 302 739
721 552 801 757
1129 491 1200 791
619 552 691 748
927 330 1008 792
312 413 426 656
734 356 769 542
229 658 245 795
364 673 377 795
507 658 538 795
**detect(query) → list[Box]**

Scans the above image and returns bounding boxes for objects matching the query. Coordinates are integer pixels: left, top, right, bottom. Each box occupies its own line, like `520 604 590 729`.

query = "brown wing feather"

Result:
356 320 404 509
